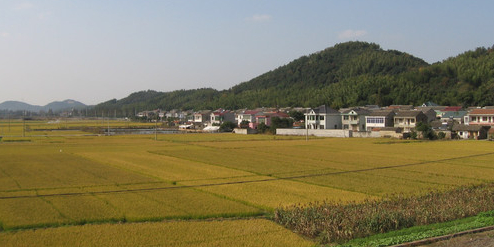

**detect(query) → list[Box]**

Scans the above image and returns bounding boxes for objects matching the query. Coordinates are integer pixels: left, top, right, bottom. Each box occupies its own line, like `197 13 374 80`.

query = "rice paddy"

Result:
1 120 494 246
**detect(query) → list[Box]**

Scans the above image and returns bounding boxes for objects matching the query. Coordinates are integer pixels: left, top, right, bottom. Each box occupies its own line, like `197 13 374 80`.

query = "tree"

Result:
257 122 270 134
289 111 305 121
415 122 436 140
219 121 236 132
269 117 294 133
239 120 250 128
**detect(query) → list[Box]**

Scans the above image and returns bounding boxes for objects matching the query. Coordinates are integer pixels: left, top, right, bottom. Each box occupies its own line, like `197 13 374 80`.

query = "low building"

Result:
441 111 467 123
452 124 490 140
255 111 289 127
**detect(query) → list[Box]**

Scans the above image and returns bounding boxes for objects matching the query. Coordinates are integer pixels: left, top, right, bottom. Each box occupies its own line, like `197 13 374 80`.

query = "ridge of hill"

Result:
94 41 494 114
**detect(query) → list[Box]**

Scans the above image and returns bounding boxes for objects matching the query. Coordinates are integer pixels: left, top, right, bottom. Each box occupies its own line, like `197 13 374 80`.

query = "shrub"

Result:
219 121 236 132
437 131 446 139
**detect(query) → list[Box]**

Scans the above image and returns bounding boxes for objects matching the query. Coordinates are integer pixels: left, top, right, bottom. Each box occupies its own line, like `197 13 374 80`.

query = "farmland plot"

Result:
1 132 494 246
0 219 314 247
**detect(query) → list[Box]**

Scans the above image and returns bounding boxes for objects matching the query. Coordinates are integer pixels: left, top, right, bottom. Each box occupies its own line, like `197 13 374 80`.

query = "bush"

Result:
437 132 446 139
257 122 270 134
219 121 236 132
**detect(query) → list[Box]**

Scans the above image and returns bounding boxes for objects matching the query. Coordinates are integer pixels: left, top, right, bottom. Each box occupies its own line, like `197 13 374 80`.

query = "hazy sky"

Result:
1 0 494 106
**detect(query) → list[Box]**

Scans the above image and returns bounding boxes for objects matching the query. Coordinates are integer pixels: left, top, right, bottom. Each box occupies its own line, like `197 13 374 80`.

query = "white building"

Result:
305 105 342 129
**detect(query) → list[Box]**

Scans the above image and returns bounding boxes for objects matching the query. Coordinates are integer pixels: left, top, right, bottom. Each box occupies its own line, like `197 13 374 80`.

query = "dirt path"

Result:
423 230 494 247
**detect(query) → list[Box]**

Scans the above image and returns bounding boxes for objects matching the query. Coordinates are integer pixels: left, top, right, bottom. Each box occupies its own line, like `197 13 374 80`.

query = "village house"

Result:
193 110 212 125
305 105 341 129
236 110 261 127
421 108 438 122
341 108 370 131
210 109 235 125
441 111 467 123
464 109 494 126
365 110 395 131
254 111 289 128
136 110 160 119
393 110 428 132
452 124 490 140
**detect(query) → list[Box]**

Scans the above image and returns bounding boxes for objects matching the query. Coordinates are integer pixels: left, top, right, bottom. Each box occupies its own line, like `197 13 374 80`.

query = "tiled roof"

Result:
313 105 339 114
453 124 491 131
443 106 463 112
243 110 260 115
469 109 494 115
368 110 395 117
442 111 467 118
395 110 423 117
342 108 370 115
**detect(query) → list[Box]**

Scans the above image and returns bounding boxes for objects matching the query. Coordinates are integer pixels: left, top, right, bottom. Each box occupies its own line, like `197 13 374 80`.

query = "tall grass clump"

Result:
274 183 494 244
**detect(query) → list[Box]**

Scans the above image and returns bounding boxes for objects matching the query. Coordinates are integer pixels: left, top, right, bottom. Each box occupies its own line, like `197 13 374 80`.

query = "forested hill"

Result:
95 41 494 114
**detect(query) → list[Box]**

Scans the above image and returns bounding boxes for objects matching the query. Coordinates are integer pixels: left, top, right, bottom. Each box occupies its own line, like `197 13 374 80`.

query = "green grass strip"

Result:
337 210 494 247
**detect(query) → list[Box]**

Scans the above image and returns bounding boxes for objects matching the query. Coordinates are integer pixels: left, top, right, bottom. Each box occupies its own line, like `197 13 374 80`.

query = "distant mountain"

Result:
94 41 494 115
0 99 87 112
44 100 87 112
0 101 42 112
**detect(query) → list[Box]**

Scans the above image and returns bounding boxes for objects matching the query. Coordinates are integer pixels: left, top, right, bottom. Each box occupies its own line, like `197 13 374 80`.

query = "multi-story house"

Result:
236 110 261 127
193 110 212 124
305 105 341 129
365 110 395 131
394 110 428 132
465 109 494 126
341 108 370 131
210 109 235 125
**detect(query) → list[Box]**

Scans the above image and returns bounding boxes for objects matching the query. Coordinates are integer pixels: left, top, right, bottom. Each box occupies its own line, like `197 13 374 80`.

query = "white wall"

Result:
276 129 352 137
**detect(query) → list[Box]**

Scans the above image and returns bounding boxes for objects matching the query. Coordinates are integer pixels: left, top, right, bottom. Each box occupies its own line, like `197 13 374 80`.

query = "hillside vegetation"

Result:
95 41 494 114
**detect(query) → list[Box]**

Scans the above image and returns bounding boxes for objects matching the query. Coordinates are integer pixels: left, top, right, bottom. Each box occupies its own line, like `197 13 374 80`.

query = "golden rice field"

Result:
1 121 494 246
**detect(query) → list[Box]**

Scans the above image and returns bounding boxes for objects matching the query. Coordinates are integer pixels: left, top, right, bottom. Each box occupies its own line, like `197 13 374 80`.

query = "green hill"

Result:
94 41 494 115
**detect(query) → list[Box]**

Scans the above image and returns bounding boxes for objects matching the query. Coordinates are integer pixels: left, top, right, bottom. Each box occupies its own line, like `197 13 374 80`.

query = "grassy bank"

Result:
338 210 494 247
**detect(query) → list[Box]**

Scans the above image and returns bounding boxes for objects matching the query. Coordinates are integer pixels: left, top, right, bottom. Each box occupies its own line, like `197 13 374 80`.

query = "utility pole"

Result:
155 114 158 141
306 108 309 141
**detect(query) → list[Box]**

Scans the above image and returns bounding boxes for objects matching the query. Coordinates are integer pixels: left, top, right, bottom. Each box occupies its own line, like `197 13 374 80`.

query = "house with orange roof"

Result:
465 109 494 126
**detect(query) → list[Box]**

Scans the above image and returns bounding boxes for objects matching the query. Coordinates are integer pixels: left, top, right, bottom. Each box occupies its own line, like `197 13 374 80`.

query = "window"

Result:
343 124 349 129
320 116 324 121
343 116 349 120
320 125 324 129
483 117 488 121
367 117 384 124
471 116 476 122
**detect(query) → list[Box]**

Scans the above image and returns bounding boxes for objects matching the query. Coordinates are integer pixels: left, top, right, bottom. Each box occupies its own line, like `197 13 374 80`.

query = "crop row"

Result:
0 219 314 247
274 182 494 244
0 188 261 230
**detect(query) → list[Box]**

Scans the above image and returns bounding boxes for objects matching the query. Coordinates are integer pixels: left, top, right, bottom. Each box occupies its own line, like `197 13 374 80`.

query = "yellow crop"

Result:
0 219 314 247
